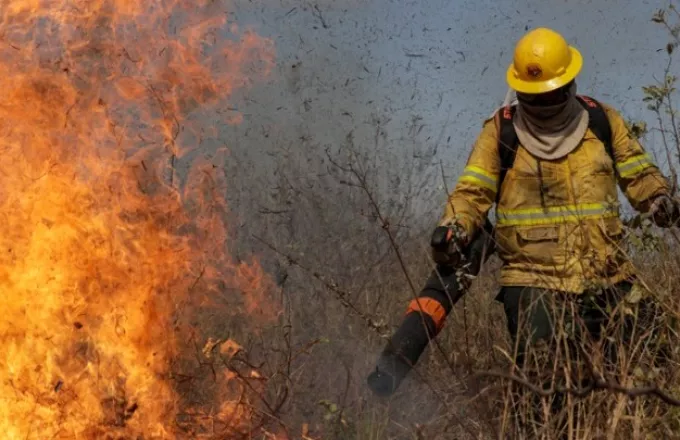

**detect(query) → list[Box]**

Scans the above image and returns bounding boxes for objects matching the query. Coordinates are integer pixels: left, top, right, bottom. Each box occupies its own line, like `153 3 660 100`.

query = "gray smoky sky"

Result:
217 0 674 225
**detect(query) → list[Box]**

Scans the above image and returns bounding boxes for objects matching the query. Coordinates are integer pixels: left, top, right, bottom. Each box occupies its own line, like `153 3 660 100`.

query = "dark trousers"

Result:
497 281 666 438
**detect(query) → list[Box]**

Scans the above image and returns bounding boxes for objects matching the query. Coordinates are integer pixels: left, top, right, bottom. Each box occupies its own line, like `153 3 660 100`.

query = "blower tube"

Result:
367 217 495 397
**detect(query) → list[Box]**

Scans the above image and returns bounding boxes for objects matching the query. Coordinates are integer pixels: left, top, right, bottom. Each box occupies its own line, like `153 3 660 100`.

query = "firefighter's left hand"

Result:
650 194 680 228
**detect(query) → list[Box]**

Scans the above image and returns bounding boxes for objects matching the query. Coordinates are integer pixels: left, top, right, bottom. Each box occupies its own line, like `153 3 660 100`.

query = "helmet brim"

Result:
506 47 583 95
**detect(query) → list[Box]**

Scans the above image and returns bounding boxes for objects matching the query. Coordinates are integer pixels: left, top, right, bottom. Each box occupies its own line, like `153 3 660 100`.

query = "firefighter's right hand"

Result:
430 221 467 266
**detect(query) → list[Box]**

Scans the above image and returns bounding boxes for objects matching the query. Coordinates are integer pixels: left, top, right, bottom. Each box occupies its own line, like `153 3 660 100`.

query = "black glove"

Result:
430 222 467 266
650 195 680 228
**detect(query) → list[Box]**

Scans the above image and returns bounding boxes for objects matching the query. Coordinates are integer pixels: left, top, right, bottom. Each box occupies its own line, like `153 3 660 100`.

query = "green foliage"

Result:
625 216 662 253
642 75 677 113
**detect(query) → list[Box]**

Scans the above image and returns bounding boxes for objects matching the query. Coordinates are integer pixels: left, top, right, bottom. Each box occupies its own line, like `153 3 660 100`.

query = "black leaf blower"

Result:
366 218 496 397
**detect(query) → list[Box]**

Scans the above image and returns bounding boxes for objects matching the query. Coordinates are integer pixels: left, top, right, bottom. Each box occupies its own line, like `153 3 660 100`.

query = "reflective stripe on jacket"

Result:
441 102 671 293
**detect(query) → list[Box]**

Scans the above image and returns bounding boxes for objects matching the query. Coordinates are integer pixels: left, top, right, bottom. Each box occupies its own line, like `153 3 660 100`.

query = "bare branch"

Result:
252 233 391 337
475 369 680 406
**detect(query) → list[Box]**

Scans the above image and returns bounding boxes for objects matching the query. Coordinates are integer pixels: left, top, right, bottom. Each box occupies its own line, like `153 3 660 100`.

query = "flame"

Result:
0 0 276 438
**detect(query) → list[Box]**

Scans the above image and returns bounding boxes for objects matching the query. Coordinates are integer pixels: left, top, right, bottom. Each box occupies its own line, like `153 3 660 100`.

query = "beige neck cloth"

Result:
513 82 589 160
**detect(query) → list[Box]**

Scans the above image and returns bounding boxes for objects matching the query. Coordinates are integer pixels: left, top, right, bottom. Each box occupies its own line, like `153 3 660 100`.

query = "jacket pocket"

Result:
496 225 563 267
517 225 565 267
517 226 560 241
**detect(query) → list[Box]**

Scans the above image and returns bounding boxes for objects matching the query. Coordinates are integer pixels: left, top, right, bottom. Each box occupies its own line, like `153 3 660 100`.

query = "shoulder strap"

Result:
496 105 519 203
495 95 616 203
575 95 615 173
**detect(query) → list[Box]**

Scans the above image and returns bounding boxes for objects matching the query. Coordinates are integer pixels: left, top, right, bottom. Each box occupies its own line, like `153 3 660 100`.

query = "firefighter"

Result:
437 27 679 434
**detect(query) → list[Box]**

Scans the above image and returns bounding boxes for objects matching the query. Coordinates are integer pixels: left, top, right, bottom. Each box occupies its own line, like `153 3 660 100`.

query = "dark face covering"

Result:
516 81 576 121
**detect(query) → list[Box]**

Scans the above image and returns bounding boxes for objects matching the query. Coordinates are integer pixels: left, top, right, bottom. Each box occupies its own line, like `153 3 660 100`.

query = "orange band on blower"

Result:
405 297 446 332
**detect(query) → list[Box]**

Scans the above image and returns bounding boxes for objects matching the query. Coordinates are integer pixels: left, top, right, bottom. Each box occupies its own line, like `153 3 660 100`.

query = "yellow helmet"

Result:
506 27 583 94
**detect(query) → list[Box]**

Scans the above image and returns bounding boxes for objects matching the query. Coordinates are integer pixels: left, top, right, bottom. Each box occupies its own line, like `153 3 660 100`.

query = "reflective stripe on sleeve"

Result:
458 165 498 192
616 153 654 178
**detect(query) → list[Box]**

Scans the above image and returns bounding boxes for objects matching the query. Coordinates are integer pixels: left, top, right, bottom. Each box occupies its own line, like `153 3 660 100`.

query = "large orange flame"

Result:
0 1 276 438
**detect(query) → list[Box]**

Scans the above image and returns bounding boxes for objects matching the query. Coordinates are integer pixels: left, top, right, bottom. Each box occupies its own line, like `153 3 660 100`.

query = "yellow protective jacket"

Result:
443 101 671 293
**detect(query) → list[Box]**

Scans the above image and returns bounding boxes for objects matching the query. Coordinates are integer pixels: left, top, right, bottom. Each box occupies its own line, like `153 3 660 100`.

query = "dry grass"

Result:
235 137 680 439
